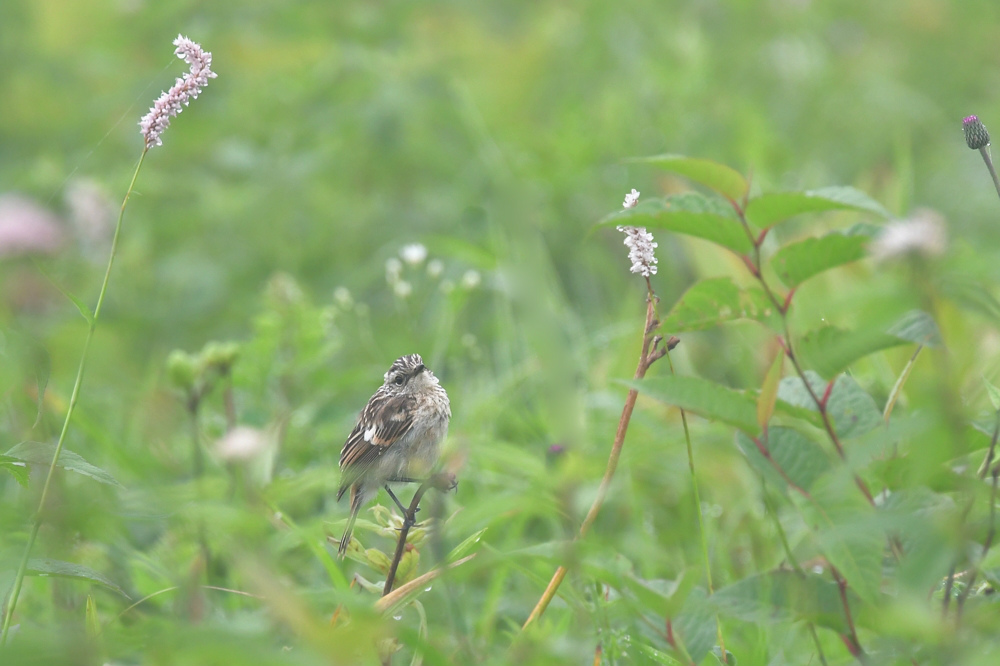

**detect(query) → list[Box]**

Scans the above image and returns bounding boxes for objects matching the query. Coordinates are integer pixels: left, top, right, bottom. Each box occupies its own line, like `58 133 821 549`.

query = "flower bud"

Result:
963 115 990 149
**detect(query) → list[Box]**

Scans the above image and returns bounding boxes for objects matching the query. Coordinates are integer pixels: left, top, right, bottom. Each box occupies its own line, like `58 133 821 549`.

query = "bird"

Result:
337 353 451 557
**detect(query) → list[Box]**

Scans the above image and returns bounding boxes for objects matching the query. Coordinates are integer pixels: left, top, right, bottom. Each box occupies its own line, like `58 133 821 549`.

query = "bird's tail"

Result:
338 487 363 557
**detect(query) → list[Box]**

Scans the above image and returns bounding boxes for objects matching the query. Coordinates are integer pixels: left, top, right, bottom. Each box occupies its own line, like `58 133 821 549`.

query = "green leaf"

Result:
598 193 751 254
627 375 760 435
745 186 891 228
0 455 29 487
671 588 717 664
886 310 942 347
758 352 784 430
26 558 129 598
777 372 881 440
32 347 50 429
620 571 693 618
447 528 487 563
630 154 748 202
5 441 122 487
85 595 101 640
735 427 832 493
769 224 875 287
660 277 778 333
811 506 884 604
32 259 94 324
797 325 906 378
710 647 736 665
710 570 853 635
986 377 1000 412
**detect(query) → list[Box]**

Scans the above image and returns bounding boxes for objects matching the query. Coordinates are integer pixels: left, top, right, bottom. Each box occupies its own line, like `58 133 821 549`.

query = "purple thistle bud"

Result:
963 115 990 150
139 35 217 150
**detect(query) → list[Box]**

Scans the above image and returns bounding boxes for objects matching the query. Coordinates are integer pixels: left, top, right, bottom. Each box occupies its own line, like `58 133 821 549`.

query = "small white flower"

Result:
426 259 444 278
870 209 947 262
215 426 269 463
393 280 413 298
385 257 403 284
333 286 353 308
400 243 428 266
623 188 641 209
461 269 481 289
616 225 658 277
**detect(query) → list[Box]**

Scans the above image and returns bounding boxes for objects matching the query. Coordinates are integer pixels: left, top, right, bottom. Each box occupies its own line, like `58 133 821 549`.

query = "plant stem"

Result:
521 292 670 631
0 150 147 646
978 146 1000 203
668 348 727 661
729 201 875 506
383 474 456 596
956 466 1000 616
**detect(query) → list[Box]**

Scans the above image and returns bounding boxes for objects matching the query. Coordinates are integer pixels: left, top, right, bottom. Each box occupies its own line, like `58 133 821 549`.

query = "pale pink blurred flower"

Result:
139 35 217 150
215 426 269 463
65 179 115 252
870 209 947 262
0 194 64 257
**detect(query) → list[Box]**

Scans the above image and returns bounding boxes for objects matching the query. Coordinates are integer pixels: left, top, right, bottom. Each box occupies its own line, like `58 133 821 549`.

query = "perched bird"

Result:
337 353 451 556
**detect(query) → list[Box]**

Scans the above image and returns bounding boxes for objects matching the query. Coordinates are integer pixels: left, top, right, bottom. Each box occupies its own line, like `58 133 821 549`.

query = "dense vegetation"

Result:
3 1 1000 664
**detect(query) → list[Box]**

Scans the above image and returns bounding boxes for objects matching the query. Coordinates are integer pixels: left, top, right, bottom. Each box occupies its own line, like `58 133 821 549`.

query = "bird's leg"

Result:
384 485 416 526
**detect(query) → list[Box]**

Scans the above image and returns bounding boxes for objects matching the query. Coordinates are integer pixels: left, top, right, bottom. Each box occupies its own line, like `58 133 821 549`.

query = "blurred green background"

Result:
3 0 1000 664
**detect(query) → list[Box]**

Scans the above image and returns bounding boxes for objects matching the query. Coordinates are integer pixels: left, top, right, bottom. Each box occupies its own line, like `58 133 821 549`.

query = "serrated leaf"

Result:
769 224 875 287
710 647 736 665
777 372 881 440
745 186 891 227
661 278 778 332
797 325 906 378
0 455 29 487
886 310 942 347
627 375 760 435
735 427 832 492
671 588 717 664
630 154 748 202
758 352 784 430
26 558 129 598
710 570 853 635
599 193 751 254
447 528 487 563
620 571 693 618
814 520 883 605
5 441 122 487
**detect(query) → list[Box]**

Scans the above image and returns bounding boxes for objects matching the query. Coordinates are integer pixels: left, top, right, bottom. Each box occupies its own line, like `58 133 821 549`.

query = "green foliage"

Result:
598 193 751 254
3 4 1000 664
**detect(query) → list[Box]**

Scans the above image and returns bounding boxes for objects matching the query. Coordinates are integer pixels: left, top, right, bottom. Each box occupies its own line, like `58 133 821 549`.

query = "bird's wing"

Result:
337 392 416 500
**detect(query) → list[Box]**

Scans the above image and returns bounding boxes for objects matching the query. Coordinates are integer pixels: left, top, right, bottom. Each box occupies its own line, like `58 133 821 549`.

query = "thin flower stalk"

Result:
1 35 215 645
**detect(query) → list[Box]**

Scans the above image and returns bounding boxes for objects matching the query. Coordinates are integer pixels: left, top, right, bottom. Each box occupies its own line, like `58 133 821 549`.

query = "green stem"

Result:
667 350 727 660
1 149 147 645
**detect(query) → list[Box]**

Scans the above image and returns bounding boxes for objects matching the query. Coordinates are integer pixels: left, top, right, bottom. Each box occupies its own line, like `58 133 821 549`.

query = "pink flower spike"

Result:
139 35 217 150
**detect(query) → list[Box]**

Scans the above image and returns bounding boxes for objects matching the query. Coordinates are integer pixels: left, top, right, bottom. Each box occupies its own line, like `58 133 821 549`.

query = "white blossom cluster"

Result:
139 35 217 150
616 188 658 277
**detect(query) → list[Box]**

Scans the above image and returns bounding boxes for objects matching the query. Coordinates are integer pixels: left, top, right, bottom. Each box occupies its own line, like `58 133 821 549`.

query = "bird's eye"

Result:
393 375 405 386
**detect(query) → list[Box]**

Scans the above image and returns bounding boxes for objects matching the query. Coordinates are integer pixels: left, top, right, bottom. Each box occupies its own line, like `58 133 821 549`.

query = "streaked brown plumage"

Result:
337 354 450 556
